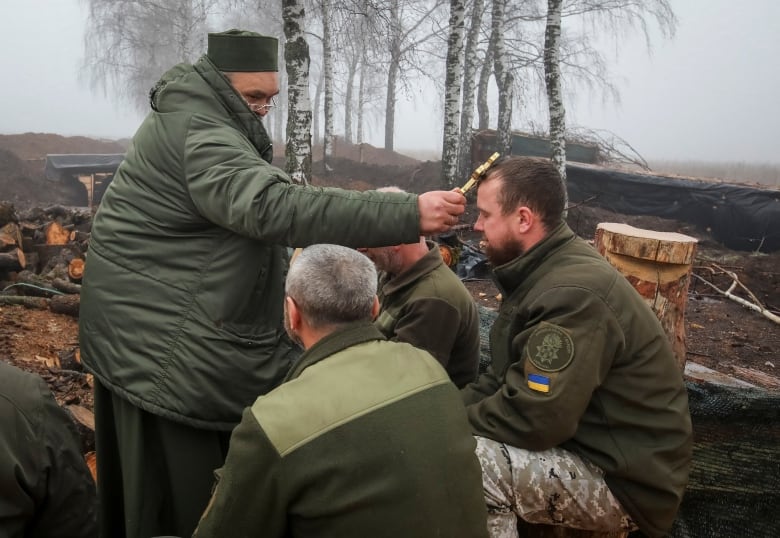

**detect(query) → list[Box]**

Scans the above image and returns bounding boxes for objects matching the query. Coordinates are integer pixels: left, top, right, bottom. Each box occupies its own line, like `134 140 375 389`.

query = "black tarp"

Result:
566 163 780 253
44 154 125 182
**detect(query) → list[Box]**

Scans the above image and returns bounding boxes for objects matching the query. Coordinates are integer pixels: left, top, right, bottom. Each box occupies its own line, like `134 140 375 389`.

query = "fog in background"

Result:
1 0 778 164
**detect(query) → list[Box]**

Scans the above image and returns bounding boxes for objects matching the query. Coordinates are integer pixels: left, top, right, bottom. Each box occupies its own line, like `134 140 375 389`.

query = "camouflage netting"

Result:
671 382 779 537
476 306 780 537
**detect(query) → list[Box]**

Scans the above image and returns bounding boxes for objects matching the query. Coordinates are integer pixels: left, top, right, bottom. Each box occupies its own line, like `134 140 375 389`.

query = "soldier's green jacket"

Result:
79 56 421 430
193 321 489 538
374 240 481 388
0 361 97 537
462 223 693 538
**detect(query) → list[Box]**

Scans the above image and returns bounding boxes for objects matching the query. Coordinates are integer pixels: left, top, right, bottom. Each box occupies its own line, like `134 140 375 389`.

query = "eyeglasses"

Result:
247 97 276 114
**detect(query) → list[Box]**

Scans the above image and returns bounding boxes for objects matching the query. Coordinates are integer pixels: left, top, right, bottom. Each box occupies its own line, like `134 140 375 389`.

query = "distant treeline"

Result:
649 160 780 187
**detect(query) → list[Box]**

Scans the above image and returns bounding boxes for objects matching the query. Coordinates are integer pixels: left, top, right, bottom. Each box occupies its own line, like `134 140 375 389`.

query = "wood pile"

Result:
0 201 89 317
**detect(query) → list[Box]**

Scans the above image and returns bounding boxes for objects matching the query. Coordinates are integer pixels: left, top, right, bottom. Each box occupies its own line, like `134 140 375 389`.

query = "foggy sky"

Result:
1 0 778 163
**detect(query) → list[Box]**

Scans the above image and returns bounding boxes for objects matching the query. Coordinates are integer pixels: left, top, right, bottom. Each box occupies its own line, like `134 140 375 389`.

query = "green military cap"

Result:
207 29 278 72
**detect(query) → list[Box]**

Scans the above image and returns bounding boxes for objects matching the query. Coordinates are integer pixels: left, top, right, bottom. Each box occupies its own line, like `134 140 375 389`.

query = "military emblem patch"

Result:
526 323 574 372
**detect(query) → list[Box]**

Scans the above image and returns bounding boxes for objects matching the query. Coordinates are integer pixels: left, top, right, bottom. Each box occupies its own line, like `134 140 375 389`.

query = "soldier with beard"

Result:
461 156 692 538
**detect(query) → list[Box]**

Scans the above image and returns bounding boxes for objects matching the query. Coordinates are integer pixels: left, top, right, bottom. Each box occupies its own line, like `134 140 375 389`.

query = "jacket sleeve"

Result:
0 375 97 538
464 286 623 450
193 408 286 538
183 117 420 248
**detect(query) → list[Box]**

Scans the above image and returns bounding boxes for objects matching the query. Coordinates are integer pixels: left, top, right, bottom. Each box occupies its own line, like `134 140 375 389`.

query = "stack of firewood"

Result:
0 202 90 317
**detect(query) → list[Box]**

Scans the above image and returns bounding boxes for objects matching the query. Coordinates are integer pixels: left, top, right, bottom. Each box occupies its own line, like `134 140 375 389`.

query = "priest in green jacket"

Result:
79 30 466 538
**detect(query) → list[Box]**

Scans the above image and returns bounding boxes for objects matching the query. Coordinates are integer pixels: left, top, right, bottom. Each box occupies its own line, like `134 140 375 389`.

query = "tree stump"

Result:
595 223 698 371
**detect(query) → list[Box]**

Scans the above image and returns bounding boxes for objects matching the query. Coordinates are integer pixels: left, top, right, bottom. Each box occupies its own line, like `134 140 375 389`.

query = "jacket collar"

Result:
193 56 275 163
493 222 576 296
380 240 442 295
284 321 386 381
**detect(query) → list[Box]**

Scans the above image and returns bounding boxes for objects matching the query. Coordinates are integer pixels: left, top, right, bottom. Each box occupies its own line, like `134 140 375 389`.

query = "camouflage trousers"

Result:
474 436 637 537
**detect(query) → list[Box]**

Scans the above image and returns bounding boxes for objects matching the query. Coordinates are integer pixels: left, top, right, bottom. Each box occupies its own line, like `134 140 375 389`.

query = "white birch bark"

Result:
457 0 486 180
490 0 513 156
441 0 466 188
384 2 402 152
545 0 568 197
283 0 312 185
321 0 334 170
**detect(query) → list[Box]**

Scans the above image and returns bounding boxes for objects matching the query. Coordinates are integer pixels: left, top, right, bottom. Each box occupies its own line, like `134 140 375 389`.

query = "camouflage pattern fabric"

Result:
474 436 637 537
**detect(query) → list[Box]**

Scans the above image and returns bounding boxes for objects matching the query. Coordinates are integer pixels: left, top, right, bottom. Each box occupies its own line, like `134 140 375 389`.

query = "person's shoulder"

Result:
0 362 51 429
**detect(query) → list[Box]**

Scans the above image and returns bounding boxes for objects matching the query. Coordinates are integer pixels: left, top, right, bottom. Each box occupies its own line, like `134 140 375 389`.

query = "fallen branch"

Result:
692 268 780 325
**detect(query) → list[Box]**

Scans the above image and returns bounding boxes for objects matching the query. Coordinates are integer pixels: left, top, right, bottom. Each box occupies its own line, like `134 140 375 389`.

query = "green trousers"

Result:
93 382 231 538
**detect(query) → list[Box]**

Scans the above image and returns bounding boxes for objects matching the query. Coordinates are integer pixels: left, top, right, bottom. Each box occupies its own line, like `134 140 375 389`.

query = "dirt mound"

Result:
0 133 127 161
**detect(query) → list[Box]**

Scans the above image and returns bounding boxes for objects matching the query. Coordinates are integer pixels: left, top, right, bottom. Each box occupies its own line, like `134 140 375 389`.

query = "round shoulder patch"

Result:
526 323 574 372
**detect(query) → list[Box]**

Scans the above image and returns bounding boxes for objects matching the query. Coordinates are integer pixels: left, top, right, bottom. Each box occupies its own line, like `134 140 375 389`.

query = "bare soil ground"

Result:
0 134 778 447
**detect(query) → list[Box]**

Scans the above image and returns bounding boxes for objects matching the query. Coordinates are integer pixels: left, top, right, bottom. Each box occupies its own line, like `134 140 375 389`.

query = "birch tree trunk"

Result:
344 54 359 144
440 0 466 188
357 55 367 144
491 0 513 156
313 67 323 147
384 3 402 152
321 0 334 172
283 0 312 185
457 0 486 181
545 0 568 212
476 41 493 130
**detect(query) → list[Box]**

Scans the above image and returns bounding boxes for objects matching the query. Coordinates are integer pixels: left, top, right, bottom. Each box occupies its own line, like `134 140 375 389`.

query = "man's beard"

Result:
483 237 524 267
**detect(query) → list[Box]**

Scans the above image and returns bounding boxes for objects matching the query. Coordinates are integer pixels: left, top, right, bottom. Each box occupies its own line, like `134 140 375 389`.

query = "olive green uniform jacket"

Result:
79 56 421 431
193 322 489 538
375 241 480 388
0 361 97 537
462 223 692 538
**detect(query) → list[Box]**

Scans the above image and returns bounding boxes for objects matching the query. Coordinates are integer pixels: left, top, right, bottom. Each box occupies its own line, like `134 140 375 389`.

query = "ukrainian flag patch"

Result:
527 373 551 393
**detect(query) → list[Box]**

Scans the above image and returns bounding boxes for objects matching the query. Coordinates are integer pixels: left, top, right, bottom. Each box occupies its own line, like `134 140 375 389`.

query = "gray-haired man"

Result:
194 244 488 538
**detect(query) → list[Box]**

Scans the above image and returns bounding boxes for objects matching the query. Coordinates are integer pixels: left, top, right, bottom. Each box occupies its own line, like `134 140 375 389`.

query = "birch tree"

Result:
81 0 217 113
283 0 313 184
490 0 514 156
457 0 486 181
440 0 466 187
321 0 335 171
545 0 567 197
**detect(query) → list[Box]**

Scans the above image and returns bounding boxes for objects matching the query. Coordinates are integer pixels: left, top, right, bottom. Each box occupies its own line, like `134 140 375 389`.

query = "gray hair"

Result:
285 244 378 329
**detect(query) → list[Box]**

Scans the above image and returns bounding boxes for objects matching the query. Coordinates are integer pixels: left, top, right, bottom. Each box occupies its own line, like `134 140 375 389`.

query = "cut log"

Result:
6 270 59 297
595 223 698 371
0 222 22 248
0 202 16 227
0 248 25 271
50 293 80 318
0 295 49 309
729 365 780 389
52 278 81 295
58 347 83 371
45 221 70 245
68 258 85 281
66 404 96 454
85 451 97 483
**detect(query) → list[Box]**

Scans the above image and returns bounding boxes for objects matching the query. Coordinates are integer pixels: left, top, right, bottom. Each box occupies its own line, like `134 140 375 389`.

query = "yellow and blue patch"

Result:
527 373 551 393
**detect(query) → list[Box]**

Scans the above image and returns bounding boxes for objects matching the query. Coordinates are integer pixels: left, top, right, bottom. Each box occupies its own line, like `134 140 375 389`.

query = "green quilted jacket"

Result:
80 56 420 430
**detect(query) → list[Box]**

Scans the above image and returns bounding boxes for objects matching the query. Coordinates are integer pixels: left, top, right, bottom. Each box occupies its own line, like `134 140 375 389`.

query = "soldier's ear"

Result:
371 295 380 320
286 296 302 330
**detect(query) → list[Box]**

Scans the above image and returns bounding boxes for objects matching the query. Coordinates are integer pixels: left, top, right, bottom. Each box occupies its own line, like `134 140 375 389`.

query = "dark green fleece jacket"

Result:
193 322 488 538
0 361 97 538
79 56 421 430
462 223 692 537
